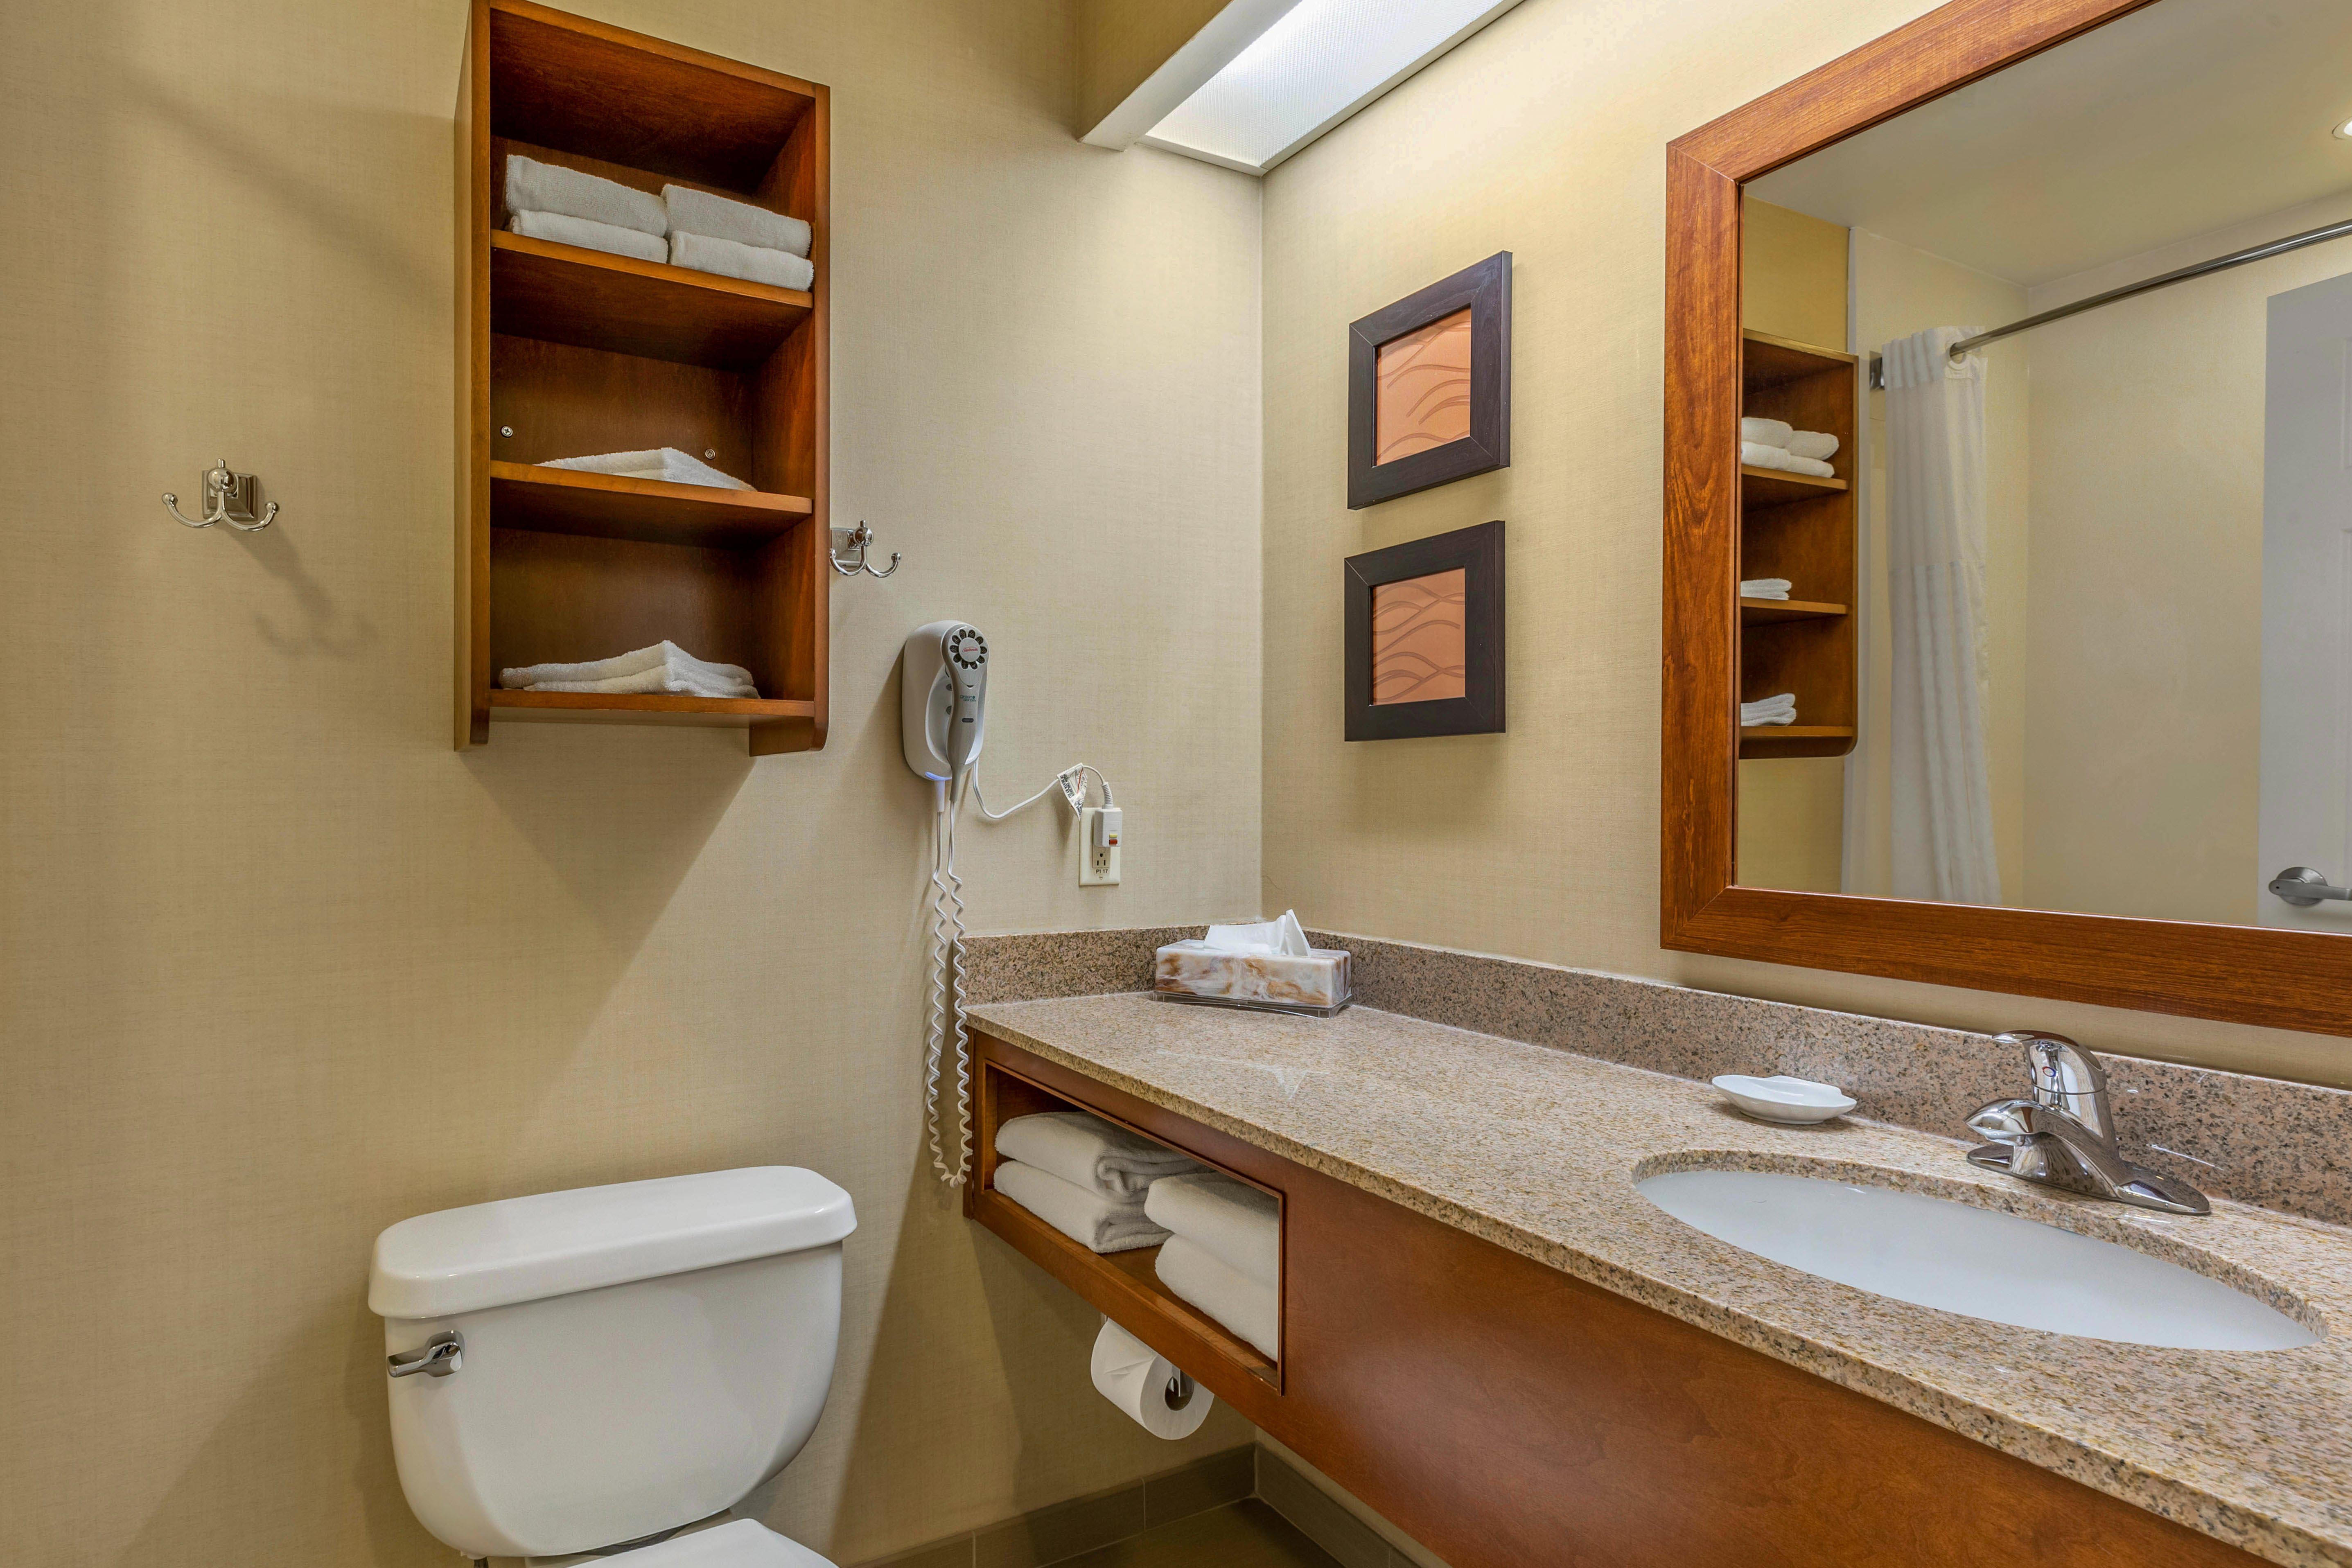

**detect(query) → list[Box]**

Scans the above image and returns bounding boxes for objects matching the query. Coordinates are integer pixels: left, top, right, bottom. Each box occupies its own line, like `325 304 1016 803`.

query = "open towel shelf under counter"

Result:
970 1044 1285 1393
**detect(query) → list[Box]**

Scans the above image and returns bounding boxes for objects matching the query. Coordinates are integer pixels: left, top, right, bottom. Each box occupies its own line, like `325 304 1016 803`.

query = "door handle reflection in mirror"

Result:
2268 866 2352 906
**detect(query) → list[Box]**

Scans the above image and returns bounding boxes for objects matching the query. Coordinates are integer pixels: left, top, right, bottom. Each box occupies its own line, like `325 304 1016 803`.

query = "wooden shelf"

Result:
1741 464 1848 507
489 460 810 547
490 690 816 727
974 1188 1278 1385
1740 724 1856 760
1743 327 1858 392
1740 724 1853 740
1740 596 1847 624
490 231 813 370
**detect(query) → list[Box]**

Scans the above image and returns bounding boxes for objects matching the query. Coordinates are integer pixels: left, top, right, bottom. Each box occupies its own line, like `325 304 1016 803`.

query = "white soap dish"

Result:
1712 1074 1856 1125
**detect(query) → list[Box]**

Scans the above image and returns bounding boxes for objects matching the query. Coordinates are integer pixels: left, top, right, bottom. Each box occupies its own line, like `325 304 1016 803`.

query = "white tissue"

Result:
1090 1318 1212 1439
1203 911 1310 957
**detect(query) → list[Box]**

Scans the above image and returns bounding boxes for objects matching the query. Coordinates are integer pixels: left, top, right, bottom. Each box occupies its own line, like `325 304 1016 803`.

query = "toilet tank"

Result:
368 1167 856 1561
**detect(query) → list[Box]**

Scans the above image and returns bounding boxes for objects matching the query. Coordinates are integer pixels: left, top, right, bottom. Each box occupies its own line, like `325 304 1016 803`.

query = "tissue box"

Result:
1153 941 1352 1017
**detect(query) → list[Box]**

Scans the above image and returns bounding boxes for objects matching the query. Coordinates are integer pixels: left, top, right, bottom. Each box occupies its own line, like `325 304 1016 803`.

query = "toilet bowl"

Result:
368 1166 857 1565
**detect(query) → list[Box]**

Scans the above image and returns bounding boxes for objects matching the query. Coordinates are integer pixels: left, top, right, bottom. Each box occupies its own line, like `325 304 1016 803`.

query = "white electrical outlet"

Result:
1079 806 1122 886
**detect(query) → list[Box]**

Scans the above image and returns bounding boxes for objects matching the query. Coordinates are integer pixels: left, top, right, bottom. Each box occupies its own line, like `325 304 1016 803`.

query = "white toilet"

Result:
367 1166 857 1565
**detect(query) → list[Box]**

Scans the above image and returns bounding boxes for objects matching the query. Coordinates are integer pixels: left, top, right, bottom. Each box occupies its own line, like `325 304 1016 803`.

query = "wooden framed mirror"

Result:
1662 0 2352 1037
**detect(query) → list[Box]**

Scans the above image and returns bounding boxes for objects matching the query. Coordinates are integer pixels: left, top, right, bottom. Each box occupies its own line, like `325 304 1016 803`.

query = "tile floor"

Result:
1054 1499 1340 1568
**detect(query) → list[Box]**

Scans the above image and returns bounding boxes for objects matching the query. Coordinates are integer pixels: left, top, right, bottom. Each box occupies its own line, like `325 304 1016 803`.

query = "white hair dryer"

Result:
903 621 989 790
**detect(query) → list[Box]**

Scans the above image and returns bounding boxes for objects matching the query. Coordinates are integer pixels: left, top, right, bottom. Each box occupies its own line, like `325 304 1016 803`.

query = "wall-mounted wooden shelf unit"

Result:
1738 329 1856 761
457 0 829 756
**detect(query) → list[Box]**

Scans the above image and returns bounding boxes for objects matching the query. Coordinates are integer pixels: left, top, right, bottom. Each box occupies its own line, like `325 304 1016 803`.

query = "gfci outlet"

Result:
1079 807 1122 886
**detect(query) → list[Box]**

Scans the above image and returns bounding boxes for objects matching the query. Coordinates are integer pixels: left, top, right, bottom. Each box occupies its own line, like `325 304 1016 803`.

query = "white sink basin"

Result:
1638 1167 2318 1351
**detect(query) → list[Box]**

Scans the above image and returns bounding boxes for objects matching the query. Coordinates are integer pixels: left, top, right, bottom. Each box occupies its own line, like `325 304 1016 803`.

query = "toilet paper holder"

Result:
1162 1371 1195 1411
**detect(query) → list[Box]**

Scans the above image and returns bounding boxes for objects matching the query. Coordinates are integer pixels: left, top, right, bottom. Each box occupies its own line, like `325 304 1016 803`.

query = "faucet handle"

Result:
1995 1030 2113 1143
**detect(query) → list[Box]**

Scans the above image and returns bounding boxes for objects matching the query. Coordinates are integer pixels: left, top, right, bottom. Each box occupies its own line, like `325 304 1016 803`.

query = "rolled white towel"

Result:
996 1111 1201 1200
670 230 815 292
1740 416 1792 448
508 210 668 264
1779 453 1835 478
995 1161 1169 1254
539 447 753 491
499 641 758 699
1156 1235 1279 1358
1740 578 1793 600
1740 441 1790 471
1785 429 1839 463
1144 1172 1278 1288
504 153 667 237
662 184 811 258
1741 693 1798 727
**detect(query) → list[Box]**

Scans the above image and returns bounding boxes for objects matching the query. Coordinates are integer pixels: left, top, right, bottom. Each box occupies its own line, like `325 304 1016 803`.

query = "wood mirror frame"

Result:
1660 0 2352 1039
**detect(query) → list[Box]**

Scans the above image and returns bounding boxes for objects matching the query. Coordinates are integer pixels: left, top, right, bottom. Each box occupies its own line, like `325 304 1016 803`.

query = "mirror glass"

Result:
1732 0 2352 932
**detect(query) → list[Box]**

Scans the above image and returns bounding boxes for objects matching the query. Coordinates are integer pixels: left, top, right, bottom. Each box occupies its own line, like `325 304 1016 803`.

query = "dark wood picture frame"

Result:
1348 253 1512 509
1656 0 2352 1037
1346 520 1504 741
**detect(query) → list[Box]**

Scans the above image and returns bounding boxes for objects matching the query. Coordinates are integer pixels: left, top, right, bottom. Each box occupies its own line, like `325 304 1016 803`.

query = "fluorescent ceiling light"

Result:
1143 0 1527 176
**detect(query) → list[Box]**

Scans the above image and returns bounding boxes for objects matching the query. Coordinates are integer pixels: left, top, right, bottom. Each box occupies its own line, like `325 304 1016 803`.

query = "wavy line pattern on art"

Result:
1370 569 1468 704
1375 308 1474 464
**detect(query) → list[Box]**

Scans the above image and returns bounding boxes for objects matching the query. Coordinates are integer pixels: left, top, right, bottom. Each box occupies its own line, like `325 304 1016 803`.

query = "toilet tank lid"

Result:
368 1166 856 1320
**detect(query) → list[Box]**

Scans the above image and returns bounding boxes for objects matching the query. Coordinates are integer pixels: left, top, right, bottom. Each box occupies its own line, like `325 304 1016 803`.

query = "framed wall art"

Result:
1347 251 1512 509
1344 520 1504 741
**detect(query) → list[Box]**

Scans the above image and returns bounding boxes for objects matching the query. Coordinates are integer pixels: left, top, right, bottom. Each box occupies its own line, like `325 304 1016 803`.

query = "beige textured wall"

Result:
1843 230 2029 902
1257 0 2352 1088
1736 197 1848 895
0 1 1260 1564
2020 190 2352 926
1075 0 1232 135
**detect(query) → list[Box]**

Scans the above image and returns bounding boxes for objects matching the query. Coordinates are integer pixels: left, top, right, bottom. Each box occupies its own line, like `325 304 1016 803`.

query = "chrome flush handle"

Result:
387 1330 464 1378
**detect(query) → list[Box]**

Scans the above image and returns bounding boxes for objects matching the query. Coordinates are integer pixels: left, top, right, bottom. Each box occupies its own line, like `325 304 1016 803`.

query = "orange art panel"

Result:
1374 308 1473 465
1370 568 1467 704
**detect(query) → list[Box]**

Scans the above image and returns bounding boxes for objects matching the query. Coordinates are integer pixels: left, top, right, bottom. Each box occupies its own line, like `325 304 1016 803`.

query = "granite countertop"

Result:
970 993 2352 1568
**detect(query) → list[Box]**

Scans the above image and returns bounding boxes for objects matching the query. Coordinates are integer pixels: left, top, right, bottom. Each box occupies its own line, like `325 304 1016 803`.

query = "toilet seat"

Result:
602 1520 836 1567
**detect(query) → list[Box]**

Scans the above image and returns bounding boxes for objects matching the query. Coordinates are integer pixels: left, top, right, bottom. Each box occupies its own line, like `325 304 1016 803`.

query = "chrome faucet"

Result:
1964 1032 2209 1216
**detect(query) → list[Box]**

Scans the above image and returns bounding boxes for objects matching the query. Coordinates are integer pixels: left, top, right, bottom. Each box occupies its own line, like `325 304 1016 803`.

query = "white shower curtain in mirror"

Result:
1882 327 2001 905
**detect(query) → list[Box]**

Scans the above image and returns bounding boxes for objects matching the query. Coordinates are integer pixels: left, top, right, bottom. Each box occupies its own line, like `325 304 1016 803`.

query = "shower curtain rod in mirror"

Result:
1864 214 2352 387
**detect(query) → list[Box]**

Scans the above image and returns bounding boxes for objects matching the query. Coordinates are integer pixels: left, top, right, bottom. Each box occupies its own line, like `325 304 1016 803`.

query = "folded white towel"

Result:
1740 416 1792 448
662 185 811 258
1785 430 1839 463
498 641 758 699
1778 453 1835 478
1740 578 1793 600
1740 441 1789 471
995 1111 1201 1200
1741 693 1798 727
504 154 667 238
1156 1235 1279 1358
539 448 753 491
1145 1172 1278 1288
670 230 816 292
995 1161 1169 1254
508 210 668 263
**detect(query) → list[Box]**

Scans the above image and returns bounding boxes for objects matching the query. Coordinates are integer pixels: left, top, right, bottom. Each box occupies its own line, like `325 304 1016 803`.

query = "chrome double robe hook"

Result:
164 458 277 530
828 521 899 578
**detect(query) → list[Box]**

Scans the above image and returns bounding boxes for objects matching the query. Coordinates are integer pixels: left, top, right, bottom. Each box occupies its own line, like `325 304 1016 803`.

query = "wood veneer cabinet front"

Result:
973 1033 2259 1568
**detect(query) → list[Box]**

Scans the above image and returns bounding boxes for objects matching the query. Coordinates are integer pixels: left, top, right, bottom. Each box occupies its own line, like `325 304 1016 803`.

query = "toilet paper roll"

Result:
1090 1318 1212 1439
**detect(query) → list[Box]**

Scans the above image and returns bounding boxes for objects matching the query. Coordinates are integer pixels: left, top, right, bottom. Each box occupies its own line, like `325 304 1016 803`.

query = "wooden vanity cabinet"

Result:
969 1031 2258 1568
